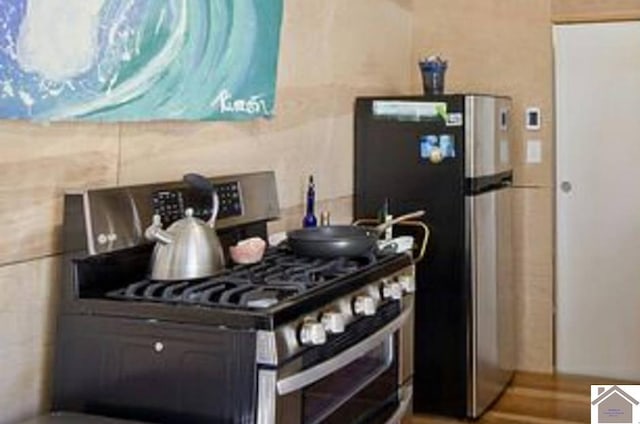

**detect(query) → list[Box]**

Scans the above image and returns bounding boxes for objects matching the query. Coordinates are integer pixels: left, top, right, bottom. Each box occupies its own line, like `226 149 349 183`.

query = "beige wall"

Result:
553 0 640 22
411 0 555 372
0 1 414 422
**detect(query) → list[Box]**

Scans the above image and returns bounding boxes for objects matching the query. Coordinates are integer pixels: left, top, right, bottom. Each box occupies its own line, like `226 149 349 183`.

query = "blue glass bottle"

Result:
302 175 317 228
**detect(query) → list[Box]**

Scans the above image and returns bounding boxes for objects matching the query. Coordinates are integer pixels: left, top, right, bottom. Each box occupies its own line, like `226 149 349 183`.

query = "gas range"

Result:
52 171 417 424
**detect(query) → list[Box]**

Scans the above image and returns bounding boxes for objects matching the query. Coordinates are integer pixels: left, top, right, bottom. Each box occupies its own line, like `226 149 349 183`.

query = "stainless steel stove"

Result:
52 171 417 424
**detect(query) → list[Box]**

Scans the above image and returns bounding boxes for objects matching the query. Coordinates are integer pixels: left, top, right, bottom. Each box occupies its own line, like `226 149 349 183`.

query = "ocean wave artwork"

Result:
0 0 283 121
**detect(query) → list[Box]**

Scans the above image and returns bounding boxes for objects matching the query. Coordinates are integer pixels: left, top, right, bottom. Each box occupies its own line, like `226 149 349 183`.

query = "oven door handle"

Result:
276 303 413 396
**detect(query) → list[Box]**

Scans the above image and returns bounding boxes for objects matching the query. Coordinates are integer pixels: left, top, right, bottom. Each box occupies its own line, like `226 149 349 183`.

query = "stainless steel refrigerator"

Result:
354 94 516 418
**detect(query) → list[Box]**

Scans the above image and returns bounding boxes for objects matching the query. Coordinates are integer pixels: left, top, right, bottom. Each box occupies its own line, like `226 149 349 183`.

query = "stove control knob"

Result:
397 275 416 293
299 321 327 346
382 282 403 300
321 312 345 334
353 295 376 317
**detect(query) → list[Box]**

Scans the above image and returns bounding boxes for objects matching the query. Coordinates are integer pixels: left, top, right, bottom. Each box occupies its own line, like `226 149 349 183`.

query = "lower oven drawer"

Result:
52 315 257 424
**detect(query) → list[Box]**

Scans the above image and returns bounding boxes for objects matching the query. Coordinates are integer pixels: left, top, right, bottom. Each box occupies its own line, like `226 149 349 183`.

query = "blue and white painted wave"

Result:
0 0 283 121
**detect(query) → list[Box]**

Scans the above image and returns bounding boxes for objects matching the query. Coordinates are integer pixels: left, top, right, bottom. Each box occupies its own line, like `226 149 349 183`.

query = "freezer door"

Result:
464 96 512 178
466 187 515 417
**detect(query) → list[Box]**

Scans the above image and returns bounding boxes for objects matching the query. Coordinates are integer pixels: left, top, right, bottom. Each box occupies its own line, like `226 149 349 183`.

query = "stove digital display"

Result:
152 181 243 227
152 190 185 226
216 181 243 219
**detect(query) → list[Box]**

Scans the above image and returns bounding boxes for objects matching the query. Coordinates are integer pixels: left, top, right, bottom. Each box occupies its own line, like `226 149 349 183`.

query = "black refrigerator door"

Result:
354 96 470 417
355 96 465 218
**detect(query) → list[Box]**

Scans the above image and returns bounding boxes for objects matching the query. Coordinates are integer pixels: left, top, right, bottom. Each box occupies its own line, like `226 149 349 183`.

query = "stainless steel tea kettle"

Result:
145 174 225 281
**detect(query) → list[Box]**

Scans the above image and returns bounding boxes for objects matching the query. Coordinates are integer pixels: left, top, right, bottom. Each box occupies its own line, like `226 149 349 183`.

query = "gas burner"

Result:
109 277 308 309
106 248 386 309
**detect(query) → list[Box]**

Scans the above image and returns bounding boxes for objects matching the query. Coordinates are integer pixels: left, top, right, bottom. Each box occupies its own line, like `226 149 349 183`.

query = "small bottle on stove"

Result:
302 175 318 228
320 210 331 226
381 198 393 240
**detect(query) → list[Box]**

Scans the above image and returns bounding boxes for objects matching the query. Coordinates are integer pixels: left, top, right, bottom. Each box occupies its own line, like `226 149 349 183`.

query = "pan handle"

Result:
397 220 430 263
354 218 430 264
373 210 425 233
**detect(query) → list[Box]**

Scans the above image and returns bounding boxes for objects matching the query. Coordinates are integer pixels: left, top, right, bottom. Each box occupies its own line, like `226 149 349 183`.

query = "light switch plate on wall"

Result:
526 140 542 163
525 107 541 130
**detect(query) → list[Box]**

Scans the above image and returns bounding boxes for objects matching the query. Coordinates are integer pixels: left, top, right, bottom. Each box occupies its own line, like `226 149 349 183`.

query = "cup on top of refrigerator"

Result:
419 55 448 95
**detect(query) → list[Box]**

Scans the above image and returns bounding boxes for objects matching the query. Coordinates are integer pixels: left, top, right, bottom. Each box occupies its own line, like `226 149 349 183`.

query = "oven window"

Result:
302 337 397 424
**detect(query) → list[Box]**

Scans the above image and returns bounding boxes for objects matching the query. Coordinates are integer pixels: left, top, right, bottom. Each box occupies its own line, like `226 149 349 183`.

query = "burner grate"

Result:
106 248 386 309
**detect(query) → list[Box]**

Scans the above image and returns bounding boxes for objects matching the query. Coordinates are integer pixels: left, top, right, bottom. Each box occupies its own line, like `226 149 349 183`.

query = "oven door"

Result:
257 301 413 424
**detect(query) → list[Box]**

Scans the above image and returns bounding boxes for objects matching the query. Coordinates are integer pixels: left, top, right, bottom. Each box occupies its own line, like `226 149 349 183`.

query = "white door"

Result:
555 22 640 380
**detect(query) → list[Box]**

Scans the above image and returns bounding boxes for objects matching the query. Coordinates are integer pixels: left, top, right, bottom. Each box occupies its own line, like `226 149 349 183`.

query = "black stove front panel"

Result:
53 315 257 424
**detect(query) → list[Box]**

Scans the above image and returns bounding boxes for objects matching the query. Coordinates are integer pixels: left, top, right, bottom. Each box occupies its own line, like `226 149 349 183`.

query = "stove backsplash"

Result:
63 171 279 256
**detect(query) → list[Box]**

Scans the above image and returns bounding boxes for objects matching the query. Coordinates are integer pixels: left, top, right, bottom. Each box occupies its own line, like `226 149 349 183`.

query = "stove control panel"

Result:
381 280 403 300
216 181 243 219
396 275 415 293
353 295 377 316
76 171 279 255
152 190 185 226
261 266 416 365
321 312 346 334
152 181 243 227
299 320 327 346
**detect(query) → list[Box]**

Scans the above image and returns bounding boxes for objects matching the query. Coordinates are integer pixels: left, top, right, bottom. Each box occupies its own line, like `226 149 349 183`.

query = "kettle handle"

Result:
208 191 220 228
183 173 219 228
184 173 215 193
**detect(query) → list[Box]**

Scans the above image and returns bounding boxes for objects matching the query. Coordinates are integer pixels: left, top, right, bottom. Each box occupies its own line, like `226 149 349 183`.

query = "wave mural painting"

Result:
0 0 283 121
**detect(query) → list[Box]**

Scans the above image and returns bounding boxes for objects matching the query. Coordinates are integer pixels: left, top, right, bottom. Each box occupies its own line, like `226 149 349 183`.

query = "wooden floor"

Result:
410 372 611 424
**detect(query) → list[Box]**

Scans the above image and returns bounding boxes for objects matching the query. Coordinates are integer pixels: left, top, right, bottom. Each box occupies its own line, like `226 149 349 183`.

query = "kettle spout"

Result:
145 214 173 245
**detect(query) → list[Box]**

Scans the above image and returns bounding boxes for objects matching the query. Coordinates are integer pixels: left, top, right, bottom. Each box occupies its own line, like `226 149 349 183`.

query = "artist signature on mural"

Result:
211 90 270 115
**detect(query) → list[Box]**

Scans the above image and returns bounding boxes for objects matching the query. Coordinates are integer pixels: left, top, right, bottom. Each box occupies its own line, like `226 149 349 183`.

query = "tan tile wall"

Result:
0 122 120 266
411 0 554 188
411 0 555 372
0 258 59 423
512 188 554 372
0 1 414 422
118 0 415 208
0 122 120 423
553 0 640 22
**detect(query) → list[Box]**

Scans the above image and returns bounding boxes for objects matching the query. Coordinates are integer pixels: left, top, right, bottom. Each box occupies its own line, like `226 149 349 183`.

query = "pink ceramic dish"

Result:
229 237 267 264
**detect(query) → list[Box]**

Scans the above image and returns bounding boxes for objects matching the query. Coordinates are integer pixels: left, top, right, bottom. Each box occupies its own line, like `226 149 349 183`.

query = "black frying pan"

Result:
286 211 425 258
